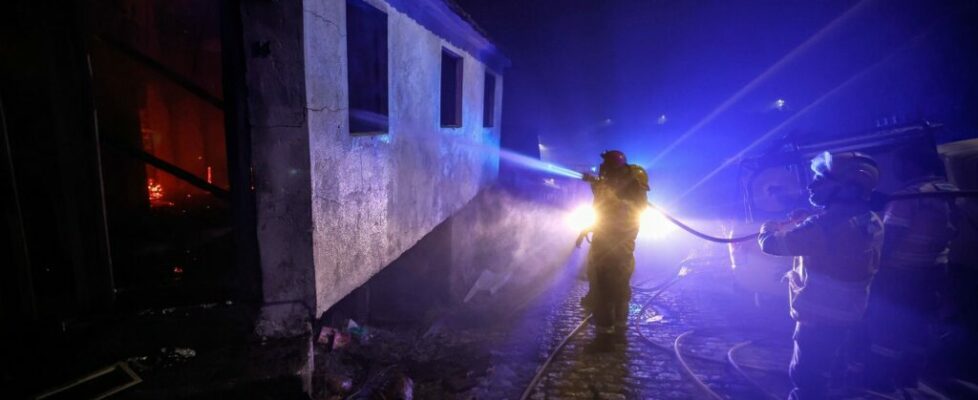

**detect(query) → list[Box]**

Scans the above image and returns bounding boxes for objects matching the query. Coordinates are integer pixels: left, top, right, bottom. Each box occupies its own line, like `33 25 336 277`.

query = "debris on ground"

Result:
332 331 352 350
380 371 414 400
172 347 196 359
313 320 501 399
324 373 354 395
126 346 198 373
317 327 336 347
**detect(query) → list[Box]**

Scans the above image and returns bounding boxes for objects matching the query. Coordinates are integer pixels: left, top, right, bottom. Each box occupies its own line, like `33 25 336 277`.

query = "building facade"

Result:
0 0 507 338
247 0 507 335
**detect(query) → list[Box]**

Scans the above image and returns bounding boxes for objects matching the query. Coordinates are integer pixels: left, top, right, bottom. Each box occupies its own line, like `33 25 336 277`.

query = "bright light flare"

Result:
639 207 676 240
565 205 597 232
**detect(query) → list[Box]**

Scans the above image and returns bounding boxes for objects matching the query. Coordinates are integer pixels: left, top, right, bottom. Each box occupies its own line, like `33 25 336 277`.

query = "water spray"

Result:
500 149 977 247
499 148 582 179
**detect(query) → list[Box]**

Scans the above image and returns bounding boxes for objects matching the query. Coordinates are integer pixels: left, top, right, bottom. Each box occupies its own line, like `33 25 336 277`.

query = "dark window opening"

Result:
483 72 496 128
346 0 389 134
440 49 463 127
87 0 236 309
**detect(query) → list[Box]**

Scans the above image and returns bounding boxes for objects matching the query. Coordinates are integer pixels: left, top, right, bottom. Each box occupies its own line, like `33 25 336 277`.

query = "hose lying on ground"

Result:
727 341 782 400
517 257 710 400
517 314 592 400
674 330 725 400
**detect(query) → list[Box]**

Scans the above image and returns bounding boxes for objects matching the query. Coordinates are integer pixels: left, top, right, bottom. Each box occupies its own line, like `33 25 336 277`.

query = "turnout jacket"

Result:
883 177 958 270
591 165 649 237
759 204 884 325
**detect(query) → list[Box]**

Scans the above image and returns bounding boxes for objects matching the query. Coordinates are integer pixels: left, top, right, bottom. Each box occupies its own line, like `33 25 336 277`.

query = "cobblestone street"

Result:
471 255 798 400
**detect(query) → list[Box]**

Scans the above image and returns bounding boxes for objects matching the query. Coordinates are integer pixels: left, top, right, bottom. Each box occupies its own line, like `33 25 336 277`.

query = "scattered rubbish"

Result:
140 346 198 369
34 361 142 400
126 355 153 373
317 327 337 346
133 300 234 317
332 332 352 350
348 323 369 345
384 372 414 400
123 347 197 373
324 373 354 394
317 320 370 351
646 315 665 323
173 347 196 358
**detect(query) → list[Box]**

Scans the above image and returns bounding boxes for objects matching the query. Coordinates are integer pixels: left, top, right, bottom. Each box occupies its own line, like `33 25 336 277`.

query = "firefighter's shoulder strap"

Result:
629 165 650 191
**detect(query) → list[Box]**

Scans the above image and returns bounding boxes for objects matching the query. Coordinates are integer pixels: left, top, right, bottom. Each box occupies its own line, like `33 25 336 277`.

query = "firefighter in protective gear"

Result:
758 151 884 400
866 148 958 390
581 150 649 350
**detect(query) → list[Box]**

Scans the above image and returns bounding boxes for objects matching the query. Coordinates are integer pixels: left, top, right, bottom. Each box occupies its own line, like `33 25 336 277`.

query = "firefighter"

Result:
865 148 958 390
758 151 884 400
581 150 649 351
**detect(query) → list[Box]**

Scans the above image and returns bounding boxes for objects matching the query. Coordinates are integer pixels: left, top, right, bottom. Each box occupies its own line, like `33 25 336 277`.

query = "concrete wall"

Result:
241 0 318 337
303 0 503 316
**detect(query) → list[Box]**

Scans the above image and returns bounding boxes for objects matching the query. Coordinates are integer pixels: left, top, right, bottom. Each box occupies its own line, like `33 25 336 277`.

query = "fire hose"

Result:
531 188 978 398
516 252 952 400
645 190 978 245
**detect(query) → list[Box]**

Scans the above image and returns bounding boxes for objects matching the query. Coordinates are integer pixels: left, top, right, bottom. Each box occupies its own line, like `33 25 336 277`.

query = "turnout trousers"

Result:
865 265 946 388
586 230 636 332
789 322 850 400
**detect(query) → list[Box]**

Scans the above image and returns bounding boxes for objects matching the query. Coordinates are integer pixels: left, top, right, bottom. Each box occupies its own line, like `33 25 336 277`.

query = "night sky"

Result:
456 0 978 212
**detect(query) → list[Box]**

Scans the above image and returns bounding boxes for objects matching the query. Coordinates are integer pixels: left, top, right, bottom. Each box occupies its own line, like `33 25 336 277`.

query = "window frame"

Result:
345 0 390 135
440 48 464 128
482 71 496 128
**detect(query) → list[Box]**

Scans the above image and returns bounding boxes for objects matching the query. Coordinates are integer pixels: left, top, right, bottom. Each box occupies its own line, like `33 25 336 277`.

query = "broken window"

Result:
483 72 496 128
440 49 464 127
346 0 389 134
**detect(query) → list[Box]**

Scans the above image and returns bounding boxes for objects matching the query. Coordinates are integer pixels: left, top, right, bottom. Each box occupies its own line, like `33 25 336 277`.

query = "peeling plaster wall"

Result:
303 0 503 315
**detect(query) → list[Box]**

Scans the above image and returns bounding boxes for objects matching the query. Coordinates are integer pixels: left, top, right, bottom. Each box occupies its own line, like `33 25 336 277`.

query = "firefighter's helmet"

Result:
810 151 880 193
600 150 627 167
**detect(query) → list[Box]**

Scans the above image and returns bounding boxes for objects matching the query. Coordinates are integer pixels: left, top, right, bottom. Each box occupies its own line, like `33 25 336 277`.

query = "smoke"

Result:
450 186 582 311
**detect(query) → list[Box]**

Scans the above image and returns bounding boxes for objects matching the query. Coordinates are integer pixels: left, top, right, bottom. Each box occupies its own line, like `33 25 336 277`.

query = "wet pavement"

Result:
314 248 805 399
315 245 967 400
471 257 796 400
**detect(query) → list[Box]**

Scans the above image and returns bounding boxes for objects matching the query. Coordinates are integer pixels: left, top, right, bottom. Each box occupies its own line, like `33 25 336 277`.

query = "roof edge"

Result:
384 0 511 71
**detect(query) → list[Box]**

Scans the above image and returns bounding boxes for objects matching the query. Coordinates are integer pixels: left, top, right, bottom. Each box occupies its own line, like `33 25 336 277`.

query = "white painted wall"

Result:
302 0 503 315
